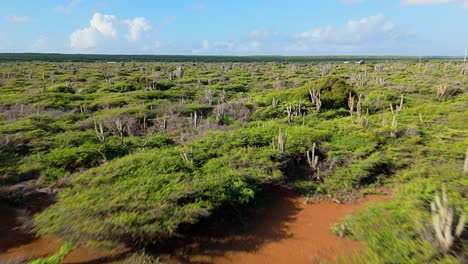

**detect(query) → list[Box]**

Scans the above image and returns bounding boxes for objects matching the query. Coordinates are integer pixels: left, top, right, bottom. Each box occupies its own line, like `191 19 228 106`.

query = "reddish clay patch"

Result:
166 188 386 264
0 203 128 264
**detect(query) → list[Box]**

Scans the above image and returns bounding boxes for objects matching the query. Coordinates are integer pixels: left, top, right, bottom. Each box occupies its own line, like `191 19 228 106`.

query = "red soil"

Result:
0 236 129 264
166 188 386 264
0 204 129 264
0 189 386 264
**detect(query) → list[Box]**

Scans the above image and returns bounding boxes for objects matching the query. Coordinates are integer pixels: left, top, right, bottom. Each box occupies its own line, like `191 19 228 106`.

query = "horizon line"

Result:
0 52 464 58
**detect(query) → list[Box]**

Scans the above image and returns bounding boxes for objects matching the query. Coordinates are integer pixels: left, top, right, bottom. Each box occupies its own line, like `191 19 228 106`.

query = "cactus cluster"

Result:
430 188 465 252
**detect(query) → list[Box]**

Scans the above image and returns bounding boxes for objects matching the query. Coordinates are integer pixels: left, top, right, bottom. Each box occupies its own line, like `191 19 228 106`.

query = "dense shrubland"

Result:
0 59 466 262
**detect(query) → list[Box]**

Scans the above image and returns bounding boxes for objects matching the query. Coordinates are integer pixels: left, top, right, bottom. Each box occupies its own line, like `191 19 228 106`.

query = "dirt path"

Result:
0 203 129 264
0 189 386 264
166 188 385 264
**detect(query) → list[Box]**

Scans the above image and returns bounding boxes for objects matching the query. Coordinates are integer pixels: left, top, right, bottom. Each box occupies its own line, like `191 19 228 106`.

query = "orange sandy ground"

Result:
0 190 385 264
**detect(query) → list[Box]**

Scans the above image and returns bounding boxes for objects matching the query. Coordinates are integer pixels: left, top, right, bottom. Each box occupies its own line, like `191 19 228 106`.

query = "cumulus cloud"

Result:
125 17 151 41
90 13 117 37
401 0 468 8
70 27 99 50
5 15 31 23
192 40 260 54
70 13 117 50
287 14 404 53
69 13 153 52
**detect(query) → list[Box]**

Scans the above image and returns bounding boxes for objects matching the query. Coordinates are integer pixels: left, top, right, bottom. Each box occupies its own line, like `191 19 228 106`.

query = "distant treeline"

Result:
0 53 462 63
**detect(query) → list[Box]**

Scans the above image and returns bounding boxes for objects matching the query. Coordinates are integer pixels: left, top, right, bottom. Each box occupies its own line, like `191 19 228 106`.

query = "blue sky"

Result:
1 0 467 55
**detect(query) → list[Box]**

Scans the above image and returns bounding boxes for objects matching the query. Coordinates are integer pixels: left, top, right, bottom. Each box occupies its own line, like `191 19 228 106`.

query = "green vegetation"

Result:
28 242 74 264
0 58 466 262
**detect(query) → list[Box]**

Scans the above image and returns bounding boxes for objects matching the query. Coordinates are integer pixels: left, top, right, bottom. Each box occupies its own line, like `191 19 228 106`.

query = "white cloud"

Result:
193 40 260 54
70 27 99 50
125 17 151 41
90 13 117 37
69 13 153 52
5 15 31 23
54 0 81 14
287 14 403 53
401 0 468 8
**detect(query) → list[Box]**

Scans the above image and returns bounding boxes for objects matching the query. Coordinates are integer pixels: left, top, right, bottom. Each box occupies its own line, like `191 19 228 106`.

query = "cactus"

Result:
306 143 320 180
193 111 198 127
286 104 293 125
348 92 355 123
273 129 287 152
356 94 363 126
94 120 105 143
272 97 278 108
306 143 319 170
390 94 404 128
309 87 321 113
430 188 465 252
115 118 124 144
94 120 107 162
180 148 193 164
436 83 448 101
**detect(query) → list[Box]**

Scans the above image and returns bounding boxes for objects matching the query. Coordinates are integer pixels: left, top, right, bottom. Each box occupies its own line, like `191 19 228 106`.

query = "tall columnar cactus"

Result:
356 94 363 126
309 87 321 113
115 118 124 144
94 120 105 143
390 94 404 128
273 129 287 152
348 92 355 123
306 142 318 170
286 104 293 125
436 83 448 102
306 143 320 180
272 97 278 108
430 188 465 252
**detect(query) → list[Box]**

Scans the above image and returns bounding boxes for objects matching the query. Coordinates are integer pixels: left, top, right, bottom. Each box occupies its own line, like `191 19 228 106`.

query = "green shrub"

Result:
48 85 75 94
41 143 102 171
301 76 354 110
34 144 281 244
99 82 138 93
